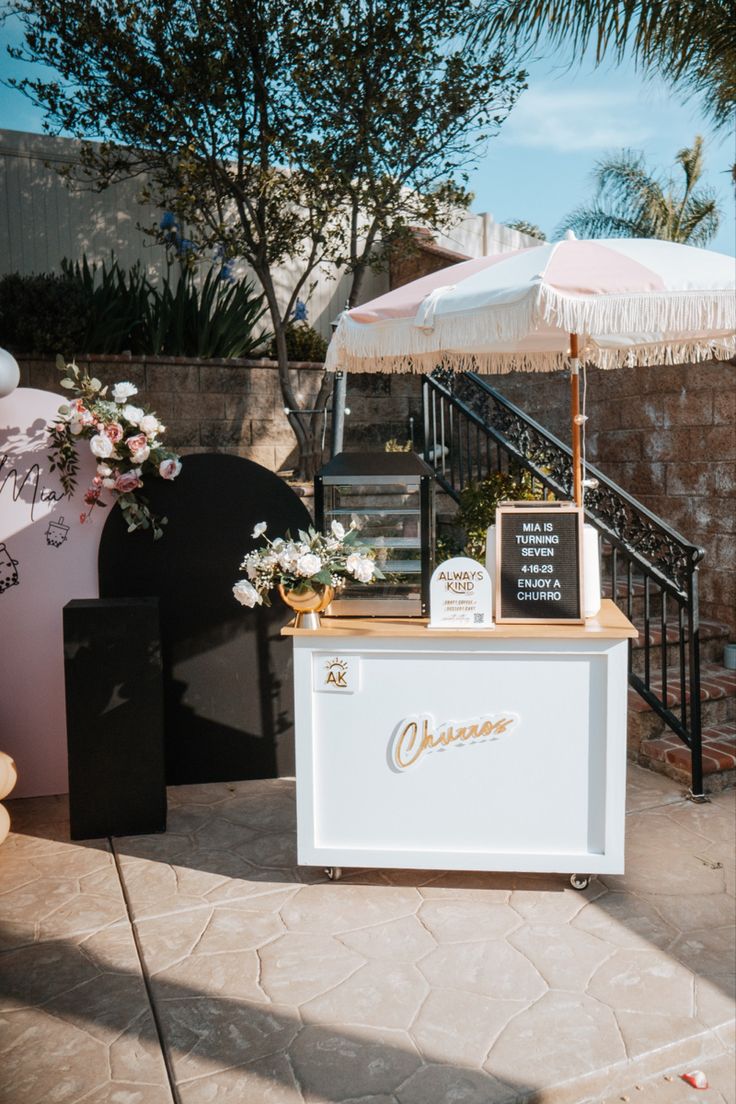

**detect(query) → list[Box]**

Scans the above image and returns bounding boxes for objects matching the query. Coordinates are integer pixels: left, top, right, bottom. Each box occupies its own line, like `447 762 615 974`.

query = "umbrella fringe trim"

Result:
539 286 735 341
327 338 735 376
326 285 735 373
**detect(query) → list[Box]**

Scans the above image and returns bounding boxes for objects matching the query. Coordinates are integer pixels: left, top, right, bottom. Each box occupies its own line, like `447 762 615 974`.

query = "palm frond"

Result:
469 0 735 129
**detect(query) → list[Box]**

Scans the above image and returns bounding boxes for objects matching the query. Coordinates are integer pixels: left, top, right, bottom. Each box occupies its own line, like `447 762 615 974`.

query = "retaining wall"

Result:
18 354 734 634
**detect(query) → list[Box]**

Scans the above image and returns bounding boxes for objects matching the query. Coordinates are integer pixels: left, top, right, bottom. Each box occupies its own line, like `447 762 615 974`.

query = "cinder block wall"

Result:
492 360 736 634
18 354 734 633
18 354 424 473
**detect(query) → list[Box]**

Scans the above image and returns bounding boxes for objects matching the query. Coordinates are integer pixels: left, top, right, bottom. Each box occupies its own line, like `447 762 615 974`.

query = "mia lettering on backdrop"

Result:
0 389 100 797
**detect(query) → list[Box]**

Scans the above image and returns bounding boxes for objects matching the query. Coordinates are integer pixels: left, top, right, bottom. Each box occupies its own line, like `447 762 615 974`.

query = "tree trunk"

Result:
258 273 327 481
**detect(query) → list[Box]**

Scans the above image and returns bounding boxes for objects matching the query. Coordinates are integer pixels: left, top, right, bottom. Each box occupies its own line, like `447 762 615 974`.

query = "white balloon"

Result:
0 348 20 398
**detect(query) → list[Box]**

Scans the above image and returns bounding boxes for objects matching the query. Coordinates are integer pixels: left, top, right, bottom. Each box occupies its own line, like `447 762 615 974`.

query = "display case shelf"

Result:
315 452 436 617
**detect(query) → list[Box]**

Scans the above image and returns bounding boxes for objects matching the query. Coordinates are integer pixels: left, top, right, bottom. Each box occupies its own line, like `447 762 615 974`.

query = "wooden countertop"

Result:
282 599 638 640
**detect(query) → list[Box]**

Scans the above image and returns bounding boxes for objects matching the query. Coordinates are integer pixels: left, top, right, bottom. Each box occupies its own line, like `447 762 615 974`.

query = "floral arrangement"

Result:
233 520 384 608
48 356 182 538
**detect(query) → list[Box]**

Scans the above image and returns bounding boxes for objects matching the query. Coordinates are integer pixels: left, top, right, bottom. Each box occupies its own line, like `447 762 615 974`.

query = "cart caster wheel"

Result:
325 867 343 881
570 874 590 890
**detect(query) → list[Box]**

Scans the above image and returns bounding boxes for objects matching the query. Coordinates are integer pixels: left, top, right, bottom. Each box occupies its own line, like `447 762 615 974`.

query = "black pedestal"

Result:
63 597 166 839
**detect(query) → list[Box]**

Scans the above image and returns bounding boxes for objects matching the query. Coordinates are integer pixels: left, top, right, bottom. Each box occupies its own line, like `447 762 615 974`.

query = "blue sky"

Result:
465 47 734 254
0 16 733 255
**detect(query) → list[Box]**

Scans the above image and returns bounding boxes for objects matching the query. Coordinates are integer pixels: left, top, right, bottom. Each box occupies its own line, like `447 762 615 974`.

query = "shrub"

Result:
456 471 546 562
0 255 270 359
269 321 328 363
144 266 271 358
0 270 89 357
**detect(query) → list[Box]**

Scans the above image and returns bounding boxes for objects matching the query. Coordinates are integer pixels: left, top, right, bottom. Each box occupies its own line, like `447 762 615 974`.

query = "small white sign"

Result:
314 654 360 693
428 556 493 629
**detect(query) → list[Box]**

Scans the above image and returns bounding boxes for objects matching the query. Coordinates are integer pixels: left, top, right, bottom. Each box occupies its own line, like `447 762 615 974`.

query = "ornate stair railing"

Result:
422 369 705 797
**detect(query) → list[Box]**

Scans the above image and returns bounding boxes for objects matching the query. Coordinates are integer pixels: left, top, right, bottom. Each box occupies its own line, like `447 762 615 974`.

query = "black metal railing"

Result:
422 369 705 796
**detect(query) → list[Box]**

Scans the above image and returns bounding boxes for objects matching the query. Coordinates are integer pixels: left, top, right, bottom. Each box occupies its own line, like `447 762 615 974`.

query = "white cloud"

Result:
500 85 653 152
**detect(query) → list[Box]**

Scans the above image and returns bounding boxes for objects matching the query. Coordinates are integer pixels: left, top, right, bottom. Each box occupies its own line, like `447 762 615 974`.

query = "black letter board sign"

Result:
495 503 584 624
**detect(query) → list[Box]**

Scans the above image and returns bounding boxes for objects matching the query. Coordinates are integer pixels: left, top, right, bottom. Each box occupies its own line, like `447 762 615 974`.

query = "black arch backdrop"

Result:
98 454 312 785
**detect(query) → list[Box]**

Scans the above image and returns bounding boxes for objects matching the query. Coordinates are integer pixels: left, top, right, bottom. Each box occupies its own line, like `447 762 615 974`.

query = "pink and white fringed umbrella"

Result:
326 236 735 504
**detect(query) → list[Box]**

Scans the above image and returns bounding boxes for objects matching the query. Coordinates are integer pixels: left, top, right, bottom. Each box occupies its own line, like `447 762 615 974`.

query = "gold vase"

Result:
278 583 334 629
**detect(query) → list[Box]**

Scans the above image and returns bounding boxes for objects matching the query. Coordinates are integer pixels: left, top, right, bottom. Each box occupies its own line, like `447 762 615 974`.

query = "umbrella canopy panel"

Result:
326 238 735 375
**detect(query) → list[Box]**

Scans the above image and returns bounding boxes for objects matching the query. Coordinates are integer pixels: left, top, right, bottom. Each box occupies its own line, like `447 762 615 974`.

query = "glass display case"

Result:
315 452 436 616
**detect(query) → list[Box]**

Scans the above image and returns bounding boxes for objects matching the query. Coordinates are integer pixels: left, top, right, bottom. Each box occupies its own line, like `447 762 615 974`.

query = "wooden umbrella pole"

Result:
570 333 582 507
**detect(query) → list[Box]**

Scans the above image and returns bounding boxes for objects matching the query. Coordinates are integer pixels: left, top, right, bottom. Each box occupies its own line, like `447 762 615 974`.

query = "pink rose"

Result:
159 458 182 481
72 400 95 425
114 470 143 493
125 432 150 463
105 421 124 443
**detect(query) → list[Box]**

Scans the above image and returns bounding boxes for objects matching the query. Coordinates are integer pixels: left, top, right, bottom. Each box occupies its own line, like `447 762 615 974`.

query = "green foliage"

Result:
268 322 328 364
455 471 546 562
60 256 152 354
9 0 525 474
284 0 527 305
469 0 734 131
0 271 89 358
144 267 270 358
505 220 546 241
557 137 720 245
0 256 269 358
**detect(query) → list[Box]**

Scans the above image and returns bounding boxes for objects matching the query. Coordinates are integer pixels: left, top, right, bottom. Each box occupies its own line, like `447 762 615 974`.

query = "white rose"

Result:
278 549 297 571
69 418 84 436
252 521 268 538
233 579 263 608
159 458 182 480
330 520 345 540
347 553 375 582
296 553 321 577
90 433 114 459
102 477 116 489
112 382 138 404
122 404 144 426
96 463 113 477
139 414 160 437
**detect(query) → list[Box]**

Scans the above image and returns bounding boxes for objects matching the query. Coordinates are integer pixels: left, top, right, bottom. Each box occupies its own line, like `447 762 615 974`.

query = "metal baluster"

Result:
678 602 687 732
627 559 634 676
611 547 618 610
440 396 447 476
465 415 471 487
422 381 431 465
687 568 704 797
644 575 651 689
457 410 464 489
661 589 668 710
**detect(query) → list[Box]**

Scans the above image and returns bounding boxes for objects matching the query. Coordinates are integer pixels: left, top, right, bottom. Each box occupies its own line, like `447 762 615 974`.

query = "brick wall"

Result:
18 354 734 633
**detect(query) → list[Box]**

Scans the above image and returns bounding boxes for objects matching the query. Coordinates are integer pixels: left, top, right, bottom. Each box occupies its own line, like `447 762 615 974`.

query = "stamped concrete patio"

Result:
1 765 733 1104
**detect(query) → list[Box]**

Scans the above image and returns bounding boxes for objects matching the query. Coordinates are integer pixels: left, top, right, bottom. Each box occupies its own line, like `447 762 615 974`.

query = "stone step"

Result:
627 663 736 792
628 617 730 674
628 661 736 716
635 721 736 795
